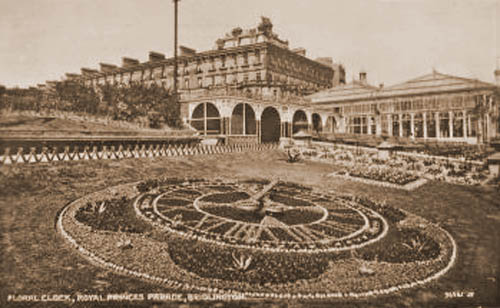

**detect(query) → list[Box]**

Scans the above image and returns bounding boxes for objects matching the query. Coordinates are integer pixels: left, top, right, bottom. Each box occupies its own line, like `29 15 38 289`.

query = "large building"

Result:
47 17 499 145
56 17 345 144
309 69 500 144
76 17 345 98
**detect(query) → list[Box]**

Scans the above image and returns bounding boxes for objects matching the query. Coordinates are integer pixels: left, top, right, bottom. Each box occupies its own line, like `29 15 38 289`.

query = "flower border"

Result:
327 172 429 191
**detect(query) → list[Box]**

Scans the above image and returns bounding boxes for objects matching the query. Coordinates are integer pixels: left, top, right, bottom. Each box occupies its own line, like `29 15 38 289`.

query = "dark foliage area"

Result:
168 236 349 284
199 192 251 203
75 197 152 233
358 228 440 263
353 197 407 223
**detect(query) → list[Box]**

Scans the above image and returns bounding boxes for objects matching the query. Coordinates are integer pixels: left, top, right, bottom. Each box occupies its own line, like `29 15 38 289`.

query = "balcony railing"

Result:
179 87 311 106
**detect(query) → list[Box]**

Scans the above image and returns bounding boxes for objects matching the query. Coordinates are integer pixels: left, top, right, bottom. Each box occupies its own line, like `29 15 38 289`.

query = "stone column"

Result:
388 114 393 136
256 120 261 143
410 113 415 138
399 114 403 138
485 113 491 142
449 111 454 138
288 122 293 138
376 116 382 136
220 117 225 136
423 112 428 139
435 112 440 139
463 110 467 139
367 117 372 135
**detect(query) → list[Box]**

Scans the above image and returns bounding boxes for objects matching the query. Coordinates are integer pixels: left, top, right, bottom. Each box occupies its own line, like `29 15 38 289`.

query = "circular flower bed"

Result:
57 178 457 299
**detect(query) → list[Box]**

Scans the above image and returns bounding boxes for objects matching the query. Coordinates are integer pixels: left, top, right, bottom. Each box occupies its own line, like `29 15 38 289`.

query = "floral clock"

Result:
58 177 456 299
135 179 387 252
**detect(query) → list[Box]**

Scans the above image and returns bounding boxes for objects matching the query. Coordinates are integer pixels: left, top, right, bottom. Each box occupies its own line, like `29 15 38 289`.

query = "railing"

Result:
179 87 311 106
0 140 279 165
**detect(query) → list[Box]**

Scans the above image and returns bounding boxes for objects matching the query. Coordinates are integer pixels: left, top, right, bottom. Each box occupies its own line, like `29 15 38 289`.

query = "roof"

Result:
307 80 379 102
381 71 496 97
310 71 497 105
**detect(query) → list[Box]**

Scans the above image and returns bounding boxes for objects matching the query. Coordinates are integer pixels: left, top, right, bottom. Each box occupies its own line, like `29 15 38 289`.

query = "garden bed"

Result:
327 171 428 191
57 178 456 299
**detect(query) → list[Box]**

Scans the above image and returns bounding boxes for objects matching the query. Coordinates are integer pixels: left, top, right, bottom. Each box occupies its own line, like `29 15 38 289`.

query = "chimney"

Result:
359 71 367 84
179 46 196 57
292 48 306 57
65 73 81 80
81 68 99 77
495 58 500 87
99 63 117 73
45 80 59 88
315 57 333 66
122 57 140 68
149 51 166 62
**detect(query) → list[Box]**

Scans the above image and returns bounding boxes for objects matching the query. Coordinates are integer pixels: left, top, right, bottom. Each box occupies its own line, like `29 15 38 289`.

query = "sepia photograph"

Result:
0 0 499 307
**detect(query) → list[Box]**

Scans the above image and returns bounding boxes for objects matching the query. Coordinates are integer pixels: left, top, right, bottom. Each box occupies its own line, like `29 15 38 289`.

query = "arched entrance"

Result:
231 103 256 135
327 116 337 133
261 107 281 143
292 110 308 134
190 102 221 135
312 113 322 133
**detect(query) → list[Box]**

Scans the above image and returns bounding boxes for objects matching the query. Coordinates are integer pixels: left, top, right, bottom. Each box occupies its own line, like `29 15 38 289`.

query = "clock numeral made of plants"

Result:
58 178 456 298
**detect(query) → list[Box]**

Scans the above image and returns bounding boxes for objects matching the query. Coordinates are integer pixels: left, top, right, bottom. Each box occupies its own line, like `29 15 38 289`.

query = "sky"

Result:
0 0 499 88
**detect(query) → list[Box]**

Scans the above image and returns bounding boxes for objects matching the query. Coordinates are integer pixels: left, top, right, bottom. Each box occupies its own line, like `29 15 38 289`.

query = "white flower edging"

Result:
133 189 389 254
56 185 457 300
327 172 428 191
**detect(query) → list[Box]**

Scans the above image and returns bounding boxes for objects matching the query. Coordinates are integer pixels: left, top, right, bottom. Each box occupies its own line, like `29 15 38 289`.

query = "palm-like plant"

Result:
229 252 253 272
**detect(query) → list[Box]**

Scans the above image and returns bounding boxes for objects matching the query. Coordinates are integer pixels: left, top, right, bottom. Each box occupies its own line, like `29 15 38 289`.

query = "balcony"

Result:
179 87 311 106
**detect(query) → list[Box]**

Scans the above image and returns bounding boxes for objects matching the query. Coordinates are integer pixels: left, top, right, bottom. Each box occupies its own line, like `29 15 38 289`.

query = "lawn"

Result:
0 150 499 307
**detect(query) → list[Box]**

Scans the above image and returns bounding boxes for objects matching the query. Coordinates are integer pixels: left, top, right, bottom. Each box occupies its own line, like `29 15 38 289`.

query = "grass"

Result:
0 151 499 307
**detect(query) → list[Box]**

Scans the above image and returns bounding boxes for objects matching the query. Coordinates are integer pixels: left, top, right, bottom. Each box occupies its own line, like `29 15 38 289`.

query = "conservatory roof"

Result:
309 71 497 105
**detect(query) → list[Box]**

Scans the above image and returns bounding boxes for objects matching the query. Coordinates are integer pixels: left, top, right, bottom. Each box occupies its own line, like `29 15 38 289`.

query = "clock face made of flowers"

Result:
134 179 387 252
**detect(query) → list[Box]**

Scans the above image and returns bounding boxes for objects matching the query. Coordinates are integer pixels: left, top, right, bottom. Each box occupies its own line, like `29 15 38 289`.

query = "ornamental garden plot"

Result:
58 177 456 299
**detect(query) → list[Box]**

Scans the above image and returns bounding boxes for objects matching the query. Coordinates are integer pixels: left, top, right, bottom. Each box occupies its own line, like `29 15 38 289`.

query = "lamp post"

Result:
173 0 180 100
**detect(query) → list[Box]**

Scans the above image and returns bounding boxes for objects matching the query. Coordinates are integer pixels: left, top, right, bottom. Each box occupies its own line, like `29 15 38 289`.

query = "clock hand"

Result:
232 179 280 211
249 178 280 203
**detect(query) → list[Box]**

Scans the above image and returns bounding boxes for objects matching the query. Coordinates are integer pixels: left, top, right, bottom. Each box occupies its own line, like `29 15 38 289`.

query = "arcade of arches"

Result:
186 100 332 143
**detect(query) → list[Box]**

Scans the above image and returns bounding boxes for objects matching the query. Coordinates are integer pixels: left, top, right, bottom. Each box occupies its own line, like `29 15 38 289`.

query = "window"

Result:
427 112 436 138
414 113 424 138
402 114 411 137
348 117 367 134
453 111 464 137
254 50 261 64
392 114 400 136
370 117 376 135
468 113 477 137
184 78 189 89
439 112 450 138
